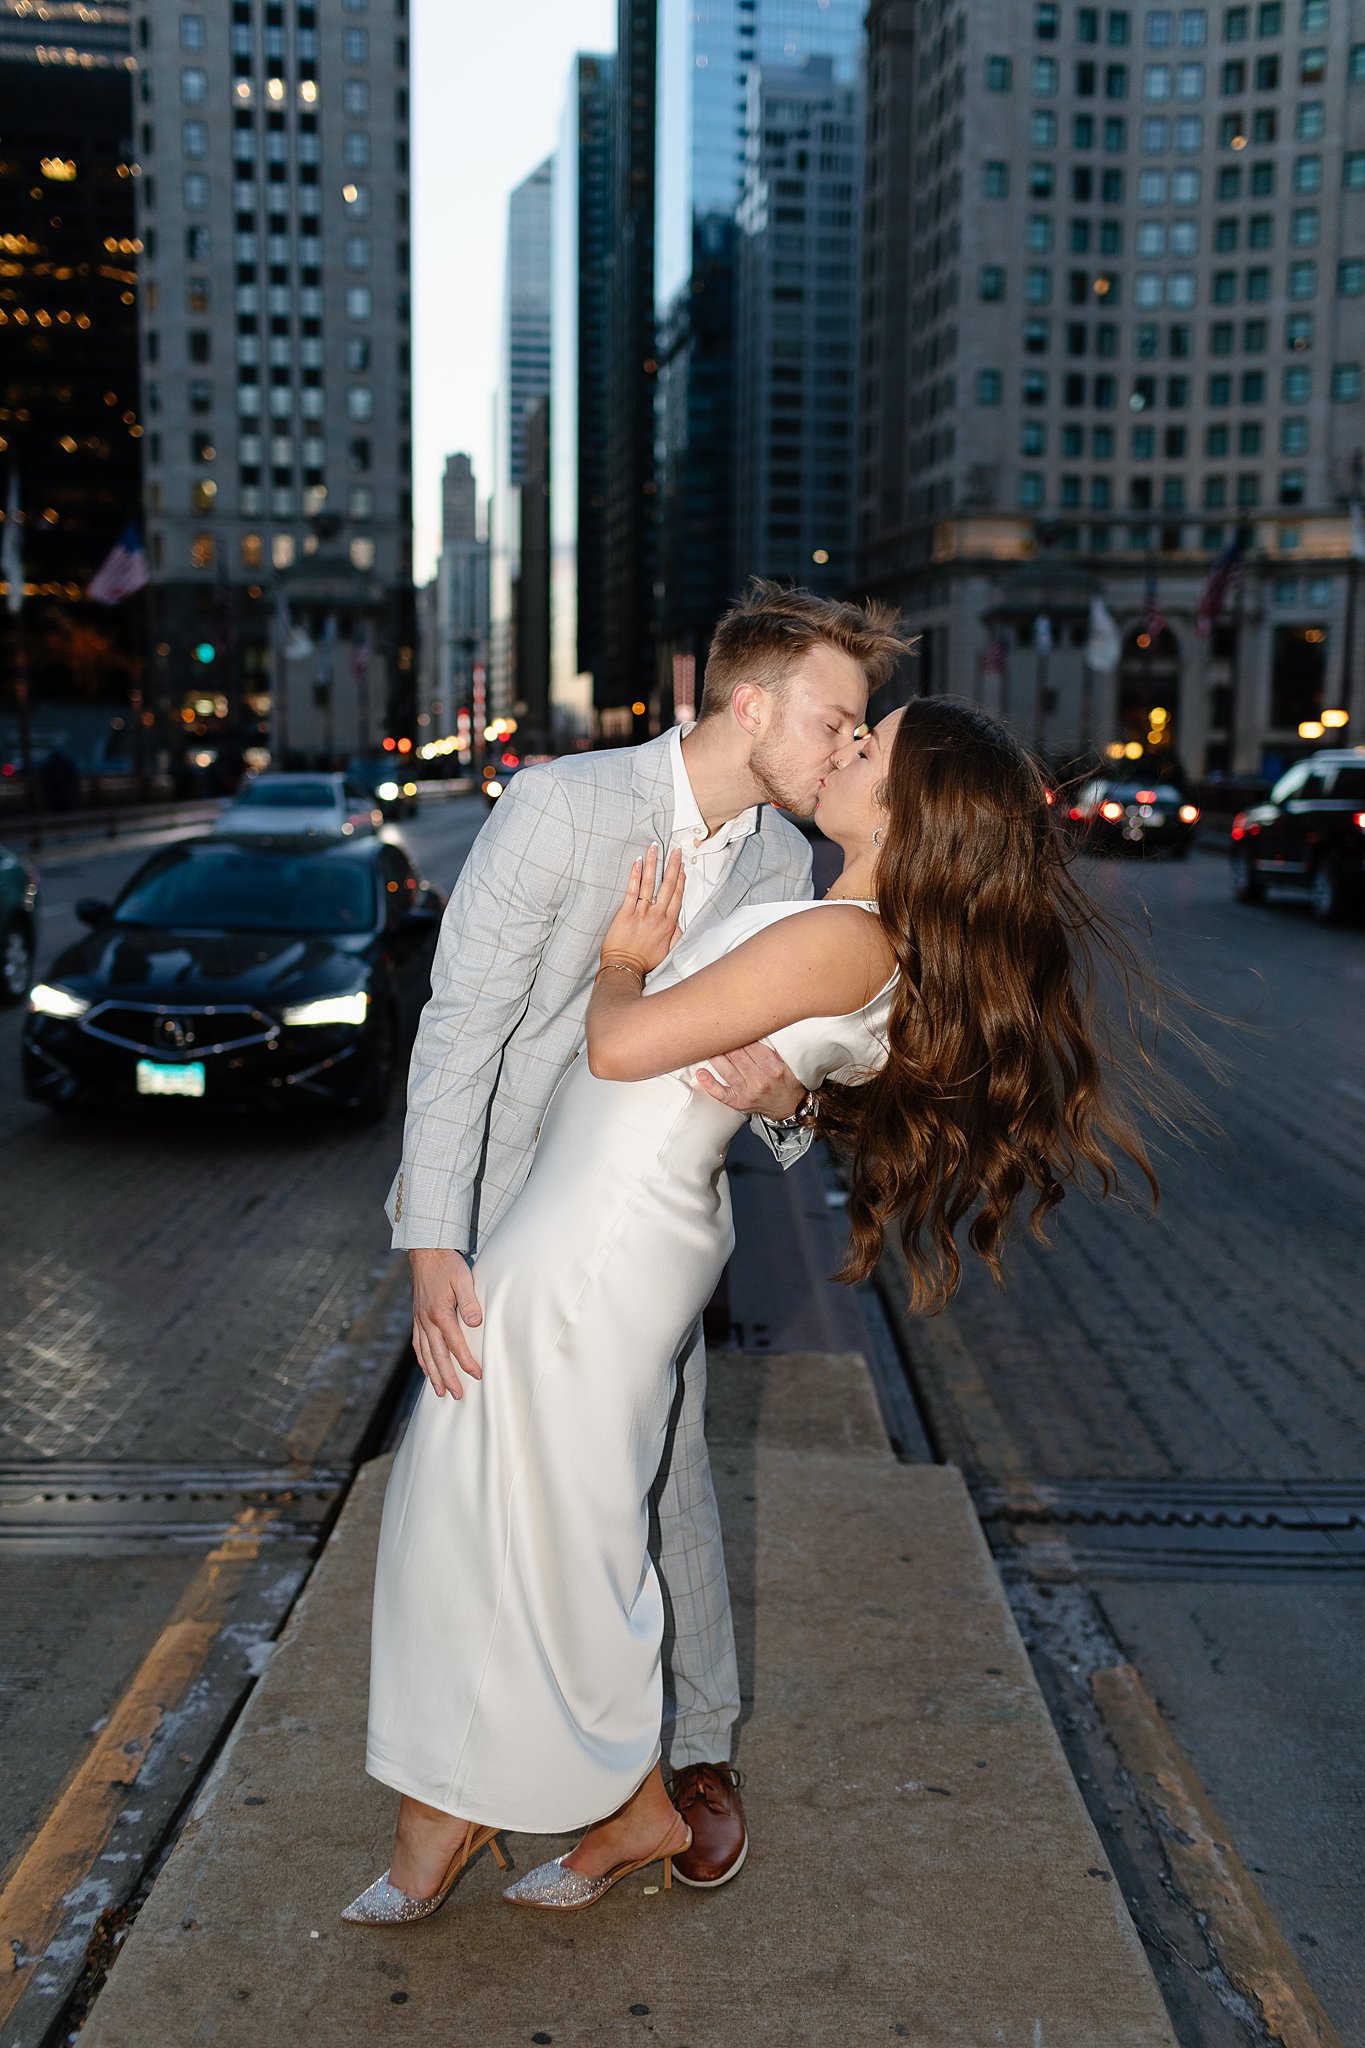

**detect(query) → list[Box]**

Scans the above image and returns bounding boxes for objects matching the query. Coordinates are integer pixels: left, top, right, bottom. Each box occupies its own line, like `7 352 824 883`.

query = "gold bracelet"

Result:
595 959 645 986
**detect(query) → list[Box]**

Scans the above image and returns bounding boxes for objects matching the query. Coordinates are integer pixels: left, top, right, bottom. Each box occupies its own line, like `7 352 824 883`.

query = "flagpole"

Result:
1227 530 1247 775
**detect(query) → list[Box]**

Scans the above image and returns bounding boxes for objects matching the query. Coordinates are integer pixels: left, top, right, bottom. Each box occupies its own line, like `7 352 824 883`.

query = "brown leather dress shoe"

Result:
668 1764 748 1888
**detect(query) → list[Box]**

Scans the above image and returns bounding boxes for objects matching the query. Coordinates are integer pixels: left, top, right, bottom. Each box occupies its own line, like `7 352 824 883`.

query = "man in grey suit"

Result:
387 582 900 1887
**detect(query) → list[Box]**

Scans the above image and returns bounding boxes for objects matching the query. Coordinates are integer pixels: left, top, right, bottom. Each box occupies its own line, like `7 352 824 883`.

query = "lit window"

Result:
1031 110 1058 144
272 534 295 569
1346 153 1365 190
1330 362 1361 400
1176 62 1204 94
347 386 373 422
1283 364 1311 400
1033 55 1060 90
1281 417 1308 453
349 538 376 569
1291 208 1319 245
241 533 263 568
190 531 214 567
1148 10 1173 42
1296 101 1324 139
1145 62 1172 95
1299 45 1326 81
181 14 206 50
182 67 207 104
182 119 208 158
1339 260 1365 297
346 286 373 320
1180 8 1208 41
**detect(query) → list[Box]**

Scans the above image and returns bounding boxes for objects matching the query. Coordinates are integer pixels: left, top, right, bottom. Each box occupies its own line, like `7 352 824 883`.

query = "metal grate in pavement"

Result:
975 1475 1365 1573
0 1461 349 1552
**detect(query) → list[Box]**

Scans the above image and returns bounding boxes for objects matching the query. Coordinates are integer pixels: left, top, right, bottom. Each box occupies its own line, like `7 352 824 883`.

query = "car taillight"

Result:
1230 812 1260 839
1068 805 1086 821
1100 800 1124 821
1179 803 1199 823
1355 812 1365 831
1136 789 1157 804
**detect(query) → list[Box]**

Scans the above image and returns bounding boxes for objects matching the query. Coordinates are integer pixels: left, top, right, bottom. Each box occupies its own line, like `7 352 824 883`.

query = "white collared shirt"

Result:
667 722 759 927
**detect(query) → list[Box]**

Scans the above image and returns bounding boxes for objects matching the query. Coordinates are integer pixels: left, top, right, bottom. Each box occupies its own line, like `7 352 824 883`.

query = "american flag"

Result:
86 525 149 606
1143 569 1166 642
1196 530 1246 638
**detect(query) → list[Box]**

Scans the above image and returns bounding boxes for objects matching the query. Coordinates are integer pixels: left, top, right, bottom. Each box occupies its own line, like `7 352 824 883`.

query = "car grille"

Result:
82 1002 278 1057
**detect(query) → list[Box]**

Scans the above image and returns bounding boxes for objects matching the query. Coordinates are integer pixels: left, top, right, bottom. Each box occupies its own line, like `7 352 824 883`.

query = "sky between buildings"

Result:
411 0 615 583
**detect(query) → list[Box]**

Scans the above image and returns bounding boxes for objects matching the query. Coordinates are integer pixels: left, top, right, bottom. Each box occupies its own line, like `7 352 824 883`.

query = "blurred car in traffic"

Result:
1231 749 1365 922
215 771 382 838
349 758 419 821
1064 777 1200 857
22 834 444 1121
0 841 40 1005
482 762 523 808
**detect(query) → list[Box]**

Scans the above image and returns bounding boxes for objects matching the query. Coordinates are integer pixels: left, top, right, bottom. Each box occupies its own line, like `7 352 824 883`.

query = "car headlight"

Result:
282 990 370 1027
486 779 503 798
29 982 90 1019
376 781 399 801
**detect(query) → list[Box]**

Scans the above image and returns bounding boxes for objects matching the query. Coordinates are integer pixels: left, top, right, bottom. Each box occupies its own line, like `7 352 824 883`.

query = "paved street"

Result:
880 847 1365 2046
0 794 487 1880
1 810 1361 2048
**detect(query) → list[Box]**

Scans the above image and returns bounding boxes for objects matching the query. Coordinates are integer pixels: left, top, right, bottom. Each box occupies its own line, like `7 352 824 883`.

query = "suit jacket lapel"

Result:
630 731 676 847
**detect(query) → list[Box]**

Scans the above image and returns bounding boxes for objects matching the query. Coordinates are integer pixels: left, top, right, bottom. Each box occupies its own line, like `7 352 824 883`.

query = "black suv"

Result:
1230 749 1365 921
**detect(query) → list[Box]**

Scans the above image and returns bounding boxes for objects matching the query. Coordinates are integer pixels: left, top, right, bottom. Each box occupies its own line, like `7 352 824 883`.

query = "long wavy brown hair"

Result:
817 698 1179 1316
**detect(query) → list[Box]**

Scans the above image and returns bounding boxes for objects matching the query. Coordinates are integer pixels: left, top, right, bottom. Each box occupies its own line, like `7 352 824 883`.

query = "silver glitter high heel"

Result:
341 1820 508 1926
502 1812 691 1912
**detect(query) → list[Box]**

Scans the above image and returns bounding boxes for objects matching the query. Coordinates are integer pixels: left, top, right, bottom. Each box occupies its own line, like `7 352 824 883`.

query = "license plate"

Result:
136 1059 206 1098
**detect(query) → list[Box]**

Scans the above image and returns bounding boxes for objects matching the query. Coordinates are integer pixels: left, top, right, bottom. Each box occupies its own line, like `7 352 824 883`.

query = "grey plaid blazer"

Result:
387 731 815 1251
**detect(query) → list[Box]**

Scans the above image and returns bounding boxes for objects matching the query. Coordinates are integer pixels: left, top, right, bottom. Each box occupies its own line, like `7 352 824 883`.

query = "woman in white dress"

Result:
344 698 1162 1922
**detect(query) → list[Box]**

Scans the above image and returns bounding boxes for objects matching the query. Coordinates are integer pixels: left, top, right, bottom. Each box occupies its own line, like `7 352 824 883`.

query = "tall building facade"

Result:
733 56 863 596
599 0 657 735
0 4 143 749
432 451 488 744
489 154 553 719
550 51 615 744
654 0 865 682
859 0 1365 774
130 0 414 766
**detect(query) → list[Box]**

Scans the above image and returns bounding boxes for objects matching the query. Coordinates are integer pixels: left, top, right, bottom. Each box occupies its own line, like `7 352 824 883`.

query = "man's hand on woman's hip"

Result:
409 1247 483 1398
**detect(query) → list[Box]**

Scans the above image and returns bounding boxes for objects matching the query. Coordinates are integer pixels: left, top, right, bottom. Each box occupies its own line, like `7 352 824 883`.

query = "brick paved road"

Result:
0 796 487 1872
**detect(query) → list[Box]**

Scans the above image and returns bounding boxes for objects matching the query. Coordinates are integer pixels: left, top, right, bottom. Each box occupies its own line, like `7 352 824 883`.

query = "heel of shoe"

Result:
663 1854 672 1891
485 1830 509 1872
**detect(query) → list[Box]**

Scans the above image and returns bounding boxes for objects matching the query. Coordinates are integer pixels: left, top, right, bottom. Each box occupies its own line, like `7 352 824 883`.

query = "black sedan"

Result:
1231 749 1365 922
22 833 445 1121
1065 777 1201 857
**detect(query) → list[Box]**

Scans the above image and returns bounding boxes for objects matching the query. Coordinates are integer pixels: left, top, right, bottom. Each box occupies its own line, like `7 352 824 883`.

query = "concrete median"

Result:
81 1351 1176 2048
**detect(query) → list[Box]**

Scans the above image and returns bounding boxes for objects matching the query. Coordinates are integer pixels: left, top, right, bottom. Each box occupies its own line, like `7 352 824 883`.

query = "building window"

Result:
977 370 1004 403
347 387 373 422
980 266 1006 300
1247 264 1271 298
1034 55 1060 90
183 119 208 158
1251 107 1276 141
1291 208 1319 246
1031 161 1057 197
1145 61 1172 94
1024 371 1049 404
1255 52 1280 87
1019 473 1045 507
1293 154 1322 193
1176 60 1204 93
1339 260 1365 296
1330 362 1361 400
1204 476 1228 506
181 14 206 49
1278 472 1305 505
1224 4 1249 34
986 55 1013 89
1286 311 1314 347
184 172 209 208
1036 2 1061 35
1079 7 1100 38
344 79 370 114
344 132 371 169
1181 7 1209 40
190 532 214 568
1239 421 1263 453
344 234 371 270
182 67 208 104
1296 101 1324 138
1061 475 1083 508
1258 0 1281 25
1209 371 1233 402
1142 116 1169 148
1287 261 1315 297
1215 217 1239 250
1139 168 1167 201
1244 317 1268 349
1301 0 1328 24
349 538 376 570
1138 221 1165 255
344 26 369 61
1222 56 1246 87
1106 62 1129 95
349 486 375 518
1175 115 1202 146
346 285 373 319
1299 45 1326 81
1025 319 1051 354
1212 269 1237 302
1149 8 1174 40
1026 267 1053 302
1207 422 1231 452
1170 220 1198 254
1346 154 1365 190
1210 319 1235 352
1031 110 1059 144
984 161 1009 196
1104 114 1128 146
1280 416 1308 453
1351 42 1365 80
1283 364 1311 400
1250 159 1275 194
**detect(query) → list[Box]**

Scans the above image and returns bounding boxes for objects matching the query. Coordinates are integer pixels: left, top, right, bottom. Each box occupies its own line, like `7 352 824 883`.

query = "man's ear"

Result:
730 681 766 736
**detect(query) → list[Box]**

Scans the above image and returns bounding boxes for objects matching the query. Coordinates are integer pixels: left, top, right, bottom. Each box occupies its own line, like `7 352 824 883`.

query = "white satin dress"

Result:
365 899 895 1832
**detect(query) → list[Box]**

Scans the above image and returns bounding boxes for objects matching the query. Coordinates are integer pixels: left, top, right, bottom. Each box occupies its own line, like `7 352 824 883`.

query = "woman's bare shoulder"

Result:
728 901 893 1008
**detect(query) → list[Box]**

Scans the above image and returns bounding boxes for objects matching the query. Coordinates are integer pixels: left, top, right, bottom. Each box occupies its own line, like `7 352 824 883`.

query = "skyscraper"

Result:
859 0 1365 773
550 51 615 745
0 4 142 741
654 0 865 676
489 155 553 719
432 451 488 745
130 0 414 762
733 56 863 596
599 0 657 734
